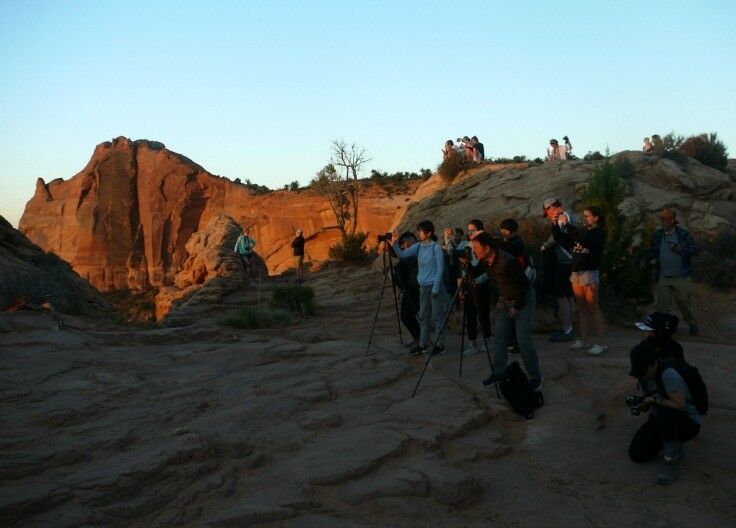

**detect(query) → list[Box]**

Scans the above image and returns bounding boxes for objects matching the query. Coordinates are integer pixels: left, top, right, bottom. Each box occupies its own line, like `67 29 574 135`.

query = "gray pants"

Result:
656 276 696 325
418 285 449 348
493 288 541 381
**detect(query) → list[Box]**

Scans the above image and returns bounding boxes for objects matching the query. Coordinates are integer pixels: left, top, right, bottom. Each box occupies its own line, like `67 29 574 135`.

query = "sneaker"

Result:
410 345 426 356
462 343 479 357
588 344 609 356
404 339 419 350
569 340 589 351
656 456 679 485
549 330 574 343
689 322 699 336
482 373 499 388
430 345 445 357
530 377 543 392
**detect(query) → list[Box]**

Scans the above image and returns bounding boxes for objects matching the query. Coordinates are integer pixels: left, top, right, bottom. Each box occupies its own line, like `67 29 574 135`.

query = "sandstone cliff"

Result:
20 137 418 292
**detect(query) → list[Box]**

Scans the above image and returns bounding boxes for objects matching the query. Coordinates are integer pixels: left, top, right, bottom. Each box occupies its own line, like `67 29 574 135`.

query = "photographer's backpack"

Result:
657 359 709 415
499 361 544 419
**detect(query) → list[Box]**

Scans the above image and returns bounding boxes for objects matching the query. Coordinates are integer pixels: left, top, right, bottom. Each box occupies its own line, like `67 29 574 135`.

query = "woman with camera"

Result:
554 206 608 356
392 220 448 356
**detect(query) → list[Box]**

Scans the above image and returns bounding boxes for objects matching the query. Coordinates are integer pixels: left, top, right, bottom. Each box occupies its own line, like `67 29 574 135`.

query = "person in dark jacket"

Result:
634 312 685 362
649 208 699 336
555 206 607 356
497 218 530 355
291 228 306 281
469 232 542 391
394 232 421 349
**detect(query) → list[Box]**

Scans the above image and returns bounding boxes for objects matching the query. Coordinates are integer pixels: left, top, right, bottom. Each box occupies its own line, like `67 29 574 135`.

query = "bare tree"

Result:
310 163 351 236
330 139 370 235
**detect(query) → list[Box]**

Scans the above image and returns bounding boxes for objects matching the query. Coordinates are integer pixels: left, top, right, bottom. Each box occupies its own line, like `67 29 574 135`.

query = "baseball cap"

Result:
629 341 658 379
635 312 678 335
541 198 560 217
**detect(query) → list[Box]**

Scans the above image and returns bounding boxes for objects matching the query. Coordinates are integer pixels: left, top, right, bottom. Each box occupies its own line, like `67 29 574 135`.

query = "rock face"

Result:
20 137 417 292
0 215 110 315
395 151 736 236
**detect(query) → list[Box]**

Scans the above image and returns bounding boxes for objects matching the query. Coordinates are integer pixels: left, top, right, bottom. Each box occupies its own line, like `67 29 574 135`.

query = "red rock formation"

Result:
20 137 418 292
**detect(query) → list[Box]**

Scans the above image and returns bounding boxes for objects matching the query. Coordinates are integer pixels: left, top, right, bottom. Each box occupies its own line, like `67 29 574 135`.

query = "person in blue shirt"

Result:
392 220 449 356
234 228 257 279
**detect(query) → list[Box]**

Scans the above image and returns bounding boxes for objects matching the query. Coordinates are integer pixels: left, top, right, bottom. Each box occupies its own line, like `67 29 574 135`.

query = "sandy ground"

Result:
1 267 735 528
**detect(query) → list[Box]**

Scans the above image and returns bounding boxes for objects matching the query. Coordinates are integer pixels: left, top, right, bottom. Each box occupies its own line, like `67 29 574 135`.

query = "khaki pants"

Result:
656 276 696 325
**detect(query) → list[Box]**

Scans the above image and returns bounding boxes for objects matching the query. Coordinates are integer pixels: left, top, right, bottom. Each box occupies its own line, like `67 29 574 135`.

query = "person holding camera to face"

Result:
468 232 543 391
627 318 705 485
393 231 421 350
391 220 449 356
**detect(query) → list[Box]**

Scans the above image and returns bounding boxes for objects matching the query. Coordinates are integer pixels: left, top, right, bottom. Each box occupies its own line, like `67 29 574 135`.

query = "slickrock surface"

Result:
1 267 735 527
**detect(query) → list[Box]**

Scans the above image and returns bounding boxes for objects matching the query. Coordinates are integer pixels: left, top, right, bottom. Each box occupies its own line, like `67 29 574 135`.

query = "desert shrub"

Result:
0 252 84 314
437 152 474 181
328 232 373 264
693 227 736 289
104 287 158 324
270 284 316 316
220 307 292 328
583 151 605 161
663 132 685 151
678 133 728 172
581 160 654 318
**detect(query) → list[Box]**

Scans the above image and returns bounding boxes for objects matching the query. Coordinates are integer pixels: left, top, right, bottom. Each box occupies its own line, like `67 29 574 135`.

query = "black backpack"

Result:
657 359 709 415
499 361 544 419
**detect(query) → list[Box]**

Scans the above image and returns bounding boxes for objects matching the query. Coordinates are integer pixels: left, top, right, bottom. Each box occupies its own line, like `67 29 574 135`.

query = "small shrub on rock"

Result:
329 232 373 264
437 152 474 182
679 133 728 173
270 284 316 316
693 227 736 289
220 307 292 329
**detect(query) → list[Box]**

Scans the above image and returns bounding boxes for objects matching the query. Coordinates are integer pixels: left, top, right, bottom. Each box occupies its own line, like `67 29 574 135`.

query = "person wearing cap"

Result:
540 199 576 343
291 228 306 281
554 205 608 356
649 208 699 336
634 312 684 362
627 340 701 485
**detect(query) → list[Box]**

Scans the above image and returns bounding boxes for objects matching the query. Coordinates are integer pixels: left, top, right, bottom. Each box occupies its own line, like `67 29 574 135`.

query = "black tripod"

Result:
411 264 499 398
366 242 403 356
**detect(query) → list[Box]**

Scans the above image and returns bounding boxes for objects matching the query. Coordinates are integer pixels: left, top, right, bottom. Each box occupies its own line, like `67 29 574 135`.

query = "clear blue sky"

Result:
1 0 734 227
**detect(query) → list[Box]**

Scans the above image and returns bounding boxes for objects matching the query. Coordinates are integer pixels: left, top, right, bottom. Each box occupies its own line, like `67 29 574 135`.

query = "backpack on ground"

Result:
657 359 709 415
499 361 544 419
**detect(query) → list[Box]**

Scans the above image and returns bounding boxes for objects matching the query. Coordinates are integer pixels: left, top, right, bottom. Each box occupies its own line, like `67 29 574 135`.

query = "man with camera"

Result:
392 232 421 350
456 220 492 357
541 198 576 343
469 232 542 391
627 327 703 485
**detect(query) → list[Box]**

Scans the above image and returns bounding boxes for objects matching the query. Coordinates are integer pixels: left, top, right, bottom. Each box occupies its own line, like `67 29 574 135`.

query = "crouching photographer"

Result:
627 340 705 485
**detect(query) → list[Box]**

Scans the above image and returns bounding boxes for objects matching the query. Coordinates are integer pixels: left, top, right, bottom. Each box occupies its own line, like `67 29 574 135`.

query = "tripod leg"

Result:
459 289 467 378
388 258 403 345
366 267 390 357
411 282 462 398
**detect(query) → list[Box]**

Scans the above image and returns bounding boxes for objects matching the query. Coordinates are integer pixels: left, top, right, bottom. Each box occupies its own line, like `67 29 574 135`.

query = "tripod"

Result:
411 264 499 398
365 242 403 356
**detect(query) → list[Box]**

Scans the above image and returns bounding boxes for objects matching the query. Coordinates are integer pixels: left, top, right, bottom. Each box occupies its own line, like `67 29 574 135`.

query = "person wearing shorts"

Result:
554 206 607 356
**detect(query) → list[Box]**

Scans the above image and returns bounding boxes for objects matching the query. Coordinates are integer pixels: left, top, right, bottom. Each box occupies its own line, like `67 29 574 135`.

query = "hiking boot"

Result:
549 330 574 343
482 373 499 388
404 339 419 350
656 456 679 485
530 377 543 392
410 345 426 356
462 342 479 357
689 322 699 336
569 340 590 351
588 344 609 356
430 345 445 357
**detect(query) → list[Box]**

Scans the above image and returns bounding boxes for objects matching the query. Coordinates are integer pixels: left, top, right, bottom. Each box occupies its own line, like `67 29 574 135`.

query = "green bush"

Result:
583 151 605 161
437 152 474 181
678 133 728 172
581 160 654 318
0 252 84 314
328 232 373 264
693 227 736 289
270 284 316 316
220 307 292 328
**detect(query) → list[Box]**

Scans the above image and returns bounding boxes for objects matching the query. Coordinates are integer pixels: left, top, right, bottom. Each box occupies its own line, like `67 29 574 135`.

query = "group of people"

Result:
388 201 703 485
233 227 306 281
642 135 665 155
546 136 573 160
442 136 485 162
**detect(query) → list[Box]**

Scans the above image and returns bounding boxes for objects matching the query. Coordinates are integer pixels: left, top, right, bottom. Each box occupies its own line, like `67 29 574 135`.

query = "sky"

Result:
1 0 735 228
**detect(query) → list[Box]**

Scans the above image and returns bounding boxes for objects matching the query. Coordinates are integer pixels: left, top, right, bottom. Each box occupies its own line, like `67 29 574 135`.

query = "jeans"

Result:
418 285 449 348
400 286 420 341
492 288 541 381
629 407 700 462
465 281 492 341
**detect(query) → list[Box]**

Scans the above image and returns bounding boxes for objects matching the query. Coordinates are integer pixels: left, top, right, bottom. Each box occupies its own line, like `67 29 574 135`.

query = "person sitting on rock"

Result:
470 136 485 162
643 137 653 153
234 228 257 279
462 136 473 159
291 228 306 282
442 139 455 160
546 139 566 160
453 138 466 154
627 341 702 485
651 134 665 155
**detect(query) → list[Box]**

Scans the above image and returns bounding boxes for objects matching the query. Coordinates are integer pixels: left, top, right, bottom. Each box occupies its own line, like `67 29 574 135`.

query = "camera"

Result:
453 246 473 261
377 232 392 243
625 394 644 416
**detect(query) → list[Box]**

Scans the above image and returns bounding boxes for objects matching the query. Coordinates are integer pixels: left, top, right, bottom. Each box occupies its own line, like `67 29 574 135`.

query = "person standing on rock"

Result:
554 206 608 356
391 220 448 357
394 231 421 350
234 228 257 279
649 209 699 336
458 219 492 357
291 228 306 282
468 232 543 392
541 198 576 343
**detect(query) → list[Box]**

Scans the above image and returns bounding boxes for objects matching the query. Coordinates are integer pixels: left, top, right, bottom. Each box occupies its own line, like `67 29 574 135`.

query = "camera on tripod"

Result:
453 246 473 261
377 232 393 243
625 394 645 416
